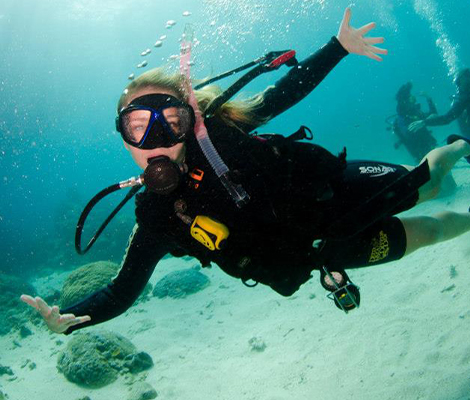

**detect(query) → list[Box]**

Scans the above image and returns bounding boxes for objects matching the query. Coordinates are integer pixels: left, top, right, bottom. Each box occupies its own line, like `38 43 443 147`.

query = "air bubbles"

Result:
413 0 459 77
160 35 167 40
128 73 135 80
182 11 191 17
140 49 151 56
154 40 163 48
137 60 148 68
166 20 176 29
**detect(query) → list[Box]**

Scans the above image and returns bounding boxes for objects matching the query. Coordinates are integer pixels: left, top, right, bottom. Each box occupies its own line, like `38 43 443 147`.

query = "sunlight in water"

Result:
199 0 327 63
62 0 126 22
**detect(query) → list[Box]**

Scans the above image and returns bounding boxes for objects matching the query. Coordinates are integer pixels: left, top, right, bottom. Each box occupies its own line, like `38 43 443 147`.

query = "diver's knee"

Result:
418 179 441 201
402 216 443 253
452 138 470 154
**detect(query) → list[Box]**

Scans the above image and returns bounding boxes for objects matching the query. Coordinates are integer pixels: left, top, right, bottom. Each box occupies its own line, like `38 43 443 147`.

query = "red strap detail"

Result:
268 50 296 68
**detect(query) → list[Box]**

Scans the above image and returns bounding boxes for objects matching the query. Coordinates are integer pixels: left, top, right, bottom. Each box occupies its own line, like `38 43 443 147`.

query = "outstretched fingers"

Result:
364 43 388 61
365 50 384 62
35 297 52 318
336 6 388 63
341 7 352 28
64 315 91 327
51 305 60 314
364 36 384 45
20 294 39 310
60 313 91 322
357 22 376 36
20 294 89 333
369 44 388 55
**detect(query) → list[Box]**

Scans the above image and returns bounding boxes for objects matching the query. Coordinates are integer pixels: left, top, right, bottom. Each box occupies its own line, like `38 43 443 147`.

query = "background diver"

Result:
390 81 456 195
409 68 470 140
391 81 438 162
20 8 470 334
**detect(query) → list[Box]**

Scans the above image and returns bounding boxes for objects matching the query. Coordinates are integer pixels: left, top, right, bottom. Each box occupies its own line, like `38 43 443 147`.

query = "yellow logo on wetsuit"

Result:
369 230 390 263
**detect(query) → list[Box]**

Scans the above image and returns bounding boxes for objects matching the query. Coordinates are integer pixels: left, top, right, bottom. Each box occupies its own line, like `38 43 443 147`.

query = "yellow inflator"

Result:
190 215 229 251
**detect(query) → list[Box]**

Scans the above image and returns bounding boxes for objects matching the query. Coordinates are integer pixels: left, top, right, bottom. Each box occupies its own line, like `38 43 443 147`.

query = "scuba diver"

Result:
20 8 470 334
390 82 456 195
409 68 470 139
391 81 438 163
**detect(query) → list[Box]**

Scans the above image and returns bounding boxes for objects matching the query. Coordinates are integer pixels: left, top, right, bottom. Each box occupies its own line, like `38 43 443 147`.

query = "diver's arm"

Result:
426 96 438 115
424 98 466 127
60 225 167 334
248 8 386 128
250 36 348 125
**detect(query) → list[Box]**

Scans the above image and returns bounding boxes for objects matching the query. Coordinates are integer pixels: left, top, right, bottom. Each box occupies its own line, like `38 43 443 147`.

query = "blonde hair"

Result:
117 68 268 131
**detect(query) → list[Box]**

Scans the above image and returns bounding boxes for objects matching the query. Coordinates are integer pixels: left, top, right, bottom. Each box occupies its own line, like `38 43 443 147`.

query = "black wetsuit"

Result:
425 90 470 137
62 37 421 334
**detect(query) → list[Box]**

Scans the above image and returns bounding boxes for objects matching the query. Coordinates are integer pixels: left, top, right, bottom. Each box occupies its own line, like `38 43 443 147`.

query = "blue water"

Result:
0 0 469 273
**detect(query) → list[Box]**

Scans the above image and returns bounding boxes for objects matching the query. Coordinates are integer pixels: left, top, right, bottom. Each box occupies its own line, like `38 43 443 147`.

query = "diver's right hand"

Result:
20 295 91 334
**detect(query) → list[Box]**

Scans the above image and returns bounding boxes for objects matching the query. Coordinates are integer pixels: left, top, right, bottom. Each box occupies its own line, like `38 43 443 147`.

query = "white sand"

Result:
2 164 470 400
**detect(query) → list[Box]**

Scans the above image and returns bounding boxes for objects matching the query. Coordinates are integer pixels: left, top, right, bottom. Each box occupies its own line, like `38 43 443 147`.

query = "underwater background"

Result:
1 0 469 276
1 0 470 399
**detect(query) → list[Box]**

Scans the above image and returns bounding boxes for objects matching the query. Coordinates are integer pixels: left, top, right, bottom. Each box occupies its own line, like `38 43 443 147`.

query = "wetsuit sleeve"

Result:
60 224 167 335
425 97 466 126
426 97 438 115
245 36 348 131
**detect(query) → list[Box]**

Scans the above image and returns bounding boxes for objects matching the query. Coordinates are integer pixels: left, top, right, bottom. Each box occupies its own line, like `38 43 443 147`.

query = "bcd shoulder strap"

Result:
252 125 347 202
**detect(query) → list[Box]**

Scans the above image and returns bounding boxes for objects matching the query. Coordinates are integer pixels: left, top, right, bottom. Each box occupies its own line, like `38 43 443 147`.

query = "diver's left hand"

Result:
337 7 388 62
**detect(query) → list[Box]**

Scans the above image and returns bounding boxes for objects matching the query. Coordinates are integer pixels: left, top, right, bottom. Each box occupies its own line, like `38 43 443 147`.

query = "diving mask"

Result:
116 93 195 149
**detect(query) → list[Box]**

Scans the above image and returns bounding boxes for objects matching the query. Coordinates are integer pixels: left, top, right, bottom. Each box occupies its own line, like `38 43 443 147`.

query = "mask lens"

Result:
162 106 193 141
121 109 152 144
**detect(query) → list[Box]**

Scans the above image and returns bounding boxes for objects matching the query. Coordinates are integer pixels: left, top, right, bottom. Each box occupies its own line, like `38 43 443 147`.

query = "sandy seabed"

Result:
2 164 470 400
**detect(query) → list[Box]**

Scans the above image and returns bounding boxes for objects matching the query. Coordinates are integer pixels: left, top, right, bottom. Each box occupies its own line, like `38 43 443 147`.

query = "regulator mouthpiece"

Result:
143 156 182 195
